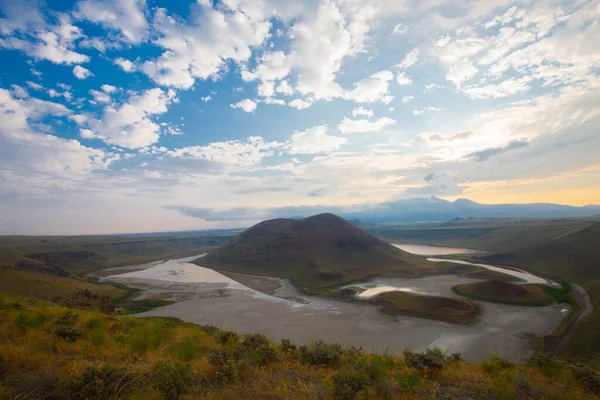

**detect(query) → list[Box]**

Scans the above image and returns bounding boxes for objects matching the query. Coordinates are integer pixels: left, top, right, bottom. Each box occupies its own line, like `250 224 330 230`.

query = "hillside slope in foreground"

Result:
198 213 427 290
1 295 598 399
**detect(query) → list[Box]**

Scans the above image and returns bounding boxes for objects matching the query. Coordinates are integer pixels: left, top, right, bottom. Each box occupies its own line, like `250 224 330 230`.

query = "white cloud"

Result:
396 48 419 69
10 85 28 98
73 65 93 79
141 3 270 89
446 61 478 88
413 107 443 116
201 96 212 102
393 23 407 35
276 80 294 95
75 0 148 44
101 84 118 93
26 81 43 91
289 98 313 110
352 107 373 118
396 71 412 86
338 117 396 134
463 77 531 99
231 99 257 113
263 97 286 106
114 58 136 72
89 89 111 104
286 125 347 154
167 136 281 169
402 96 414 103
0 89 111 183
345 70 394 104
83 88 177 148
0 13 89 64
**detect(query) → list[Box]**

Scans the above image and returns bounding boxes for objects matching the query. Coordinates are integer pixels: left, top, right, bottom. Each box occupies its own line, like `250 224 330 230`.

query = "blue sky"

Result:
1 0 599 234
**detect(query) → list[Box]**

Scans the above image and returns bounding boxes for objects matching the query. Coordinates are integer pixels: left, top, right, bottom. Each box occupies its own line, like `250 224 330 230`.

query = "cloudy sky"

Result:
1 0 599 234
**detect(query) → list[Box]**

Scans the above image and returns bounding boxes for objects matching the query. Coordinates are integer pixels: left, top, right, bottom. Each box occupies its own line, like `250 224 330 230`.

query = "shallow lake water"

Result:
104 244 567 362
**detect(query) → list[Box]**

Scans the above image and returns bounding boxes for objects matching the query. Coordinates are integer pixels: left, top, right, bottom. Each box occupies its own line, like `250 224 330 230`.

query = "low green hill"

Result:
198 213 428 290
453 280 553 306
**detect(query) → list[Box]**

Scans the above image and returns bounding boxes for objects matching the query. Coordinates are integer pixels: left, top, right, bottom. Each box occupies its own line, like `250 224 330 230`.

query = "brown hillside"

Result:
198 213 426 290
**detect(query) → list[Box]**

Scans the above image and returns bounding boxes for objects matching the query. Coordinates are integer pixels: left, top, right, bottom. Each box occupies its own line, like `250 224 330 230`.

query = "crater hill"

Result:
196 213 427 291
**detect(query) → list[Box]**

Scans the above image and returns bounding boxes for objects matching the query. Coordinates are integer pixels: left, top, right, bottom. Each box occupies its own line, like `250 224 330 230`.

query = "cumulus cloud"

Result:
392 23 407 35
345 71 394 103
75 0 148 44
338 117 396 134
0 13 89 64
73 65 93 79
231 99 257 113
396 72 412 86
352 107 373 118
83 88 177 149
289 98 312 110
285 125 347 154
141 2 270 89
114 58 136 72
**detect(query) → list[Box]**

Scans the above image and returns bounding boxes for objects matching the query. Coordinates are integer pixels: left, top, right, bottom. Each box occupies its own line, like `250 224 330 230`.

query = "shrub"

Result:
482 356 513 374
300 340 343 367
216 330 239 345
514 373 533 398
207 350 239 383
280 338 297 353
236 333 278 366
403 348 446 371
394 369 422 394
127 320 172 353
14 311 46 333
572 363 600 395
332 371 370 400
173 336 201 361
449 352 464 362
15 371 59 399
154 361 193 400
62 365 137 400
52 312 84 342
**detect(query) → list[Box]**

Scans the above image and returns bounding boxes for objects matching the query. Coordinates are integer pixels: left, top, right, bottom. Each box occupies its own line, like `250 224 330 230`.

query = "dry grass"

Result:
0 295 596 399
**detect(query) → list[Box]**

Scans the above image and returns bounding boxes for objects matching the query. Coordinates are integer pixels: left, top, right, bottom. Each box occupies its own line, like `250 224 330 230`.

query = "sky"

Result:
0 0 599 235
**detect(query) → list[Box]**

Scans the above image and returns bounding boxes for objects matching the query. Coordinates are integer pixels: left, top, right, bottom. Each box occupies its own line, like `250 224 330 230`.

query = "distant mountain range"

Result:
338 197 600 224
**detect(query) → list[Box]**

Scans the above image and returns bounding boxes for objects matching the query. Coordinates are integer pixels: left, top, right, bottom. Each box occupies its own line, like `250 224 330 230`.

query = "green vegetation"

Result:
452 280 554 306
0 269 126 302
370 291 480 324
199 213 430 291
0 295 597 399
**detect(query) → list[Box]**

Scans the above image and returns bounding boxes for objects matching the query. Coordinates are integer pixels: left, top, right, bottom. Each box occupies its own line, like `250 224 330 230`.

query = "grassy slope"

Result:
0 234 232 274
370 291 480 324
0 269 127 301
453 280 553 306
200 214 428 291
0 295 596 400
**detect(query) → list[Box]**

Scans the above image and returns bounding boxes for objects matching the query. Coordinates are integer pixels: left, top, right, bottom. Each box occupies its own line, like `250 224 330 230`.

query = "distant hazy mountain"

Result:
198 213 424 290
339 197 600 224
